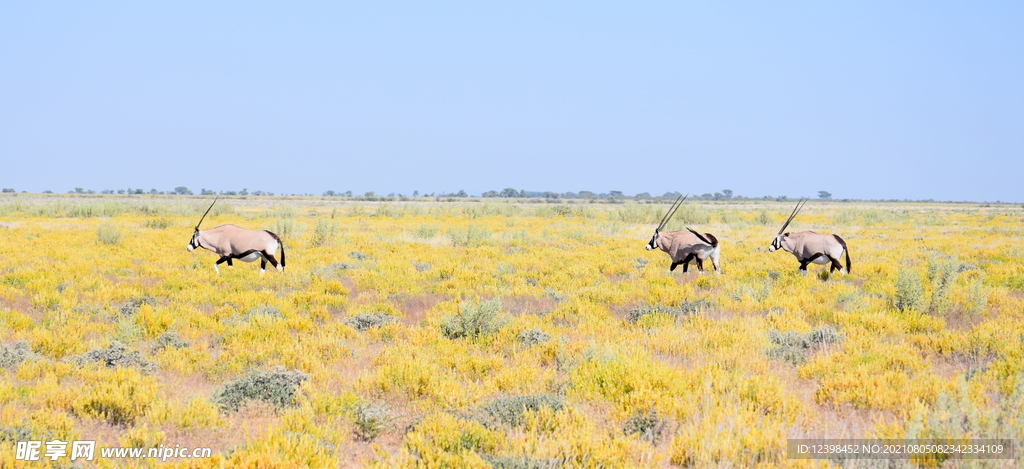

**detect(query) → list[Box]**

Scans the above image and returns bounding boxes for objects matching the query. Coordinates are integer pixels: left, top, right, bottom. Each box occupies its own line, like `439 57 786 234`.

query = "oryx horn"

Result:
195 197 219 230
657 193 688 231
777 198 808 235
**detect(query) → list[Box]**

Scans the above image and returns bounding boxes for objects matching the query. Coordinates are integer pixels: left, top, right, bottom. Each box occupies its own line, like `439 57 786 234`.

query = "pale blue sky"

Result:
2 2 1022 201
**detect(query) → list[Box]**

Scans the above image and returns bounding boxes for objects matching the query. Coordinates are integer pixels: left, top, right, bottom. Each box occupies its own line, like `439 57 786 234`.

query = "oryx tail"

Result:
833 234 851 273
265 230 286 270
687 228 718 248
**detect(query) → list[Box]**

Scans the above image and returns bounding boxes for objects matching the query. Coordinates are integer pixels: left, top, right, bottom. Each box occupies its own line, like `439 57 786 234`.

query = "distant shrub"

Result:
374 204 404 218
806 325 841 346
893 269 926 311
486 455 565 469
628 299 710 325
623 409 670 444
242 306 284 321
144 217 172 229
448 225 491 247
766 326 842 366
927 255 960 314
348 251 369 261
264 204 297 219
155 331 189 350
441 299 507 340
476 394 564 429
352 403 390 441
72 341 157 374
411 224 438 239
615 205 661 224
0 340 36 368
0 424 39 443
517 329 551 347
272 218 295 240
311 218 338 247
755 210 775 226
413 262 431 272
627 306 677 325
96 223 123 245
678 298 714 315
212 367 309 413
344 313 395 332
119 295 155 316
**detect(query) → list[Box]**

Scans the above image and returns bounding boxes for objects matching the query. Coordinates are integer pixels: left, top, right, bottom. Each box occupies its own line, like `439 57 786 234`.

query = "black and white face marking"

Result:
646 231 660 251
768 234 784 252
187 230 201 252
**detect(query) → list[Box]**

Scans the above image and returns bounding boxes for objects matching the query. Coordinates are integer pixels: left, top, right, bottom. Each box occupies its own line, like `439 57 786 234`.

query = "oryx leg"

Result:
215 256 230 274
799 253 824 275
681 254 695 273
696 257 705 273
260 255 268 274
710 248 721 274
827 255 844 274
670 262 679 272
262 251 280 270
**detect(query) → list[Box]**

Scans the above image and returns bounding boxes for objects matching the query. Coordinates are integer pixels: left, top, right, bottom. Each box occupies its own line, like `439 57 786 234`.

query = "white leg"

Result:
214 264 220 274
277 265 283 272
260 269 266 275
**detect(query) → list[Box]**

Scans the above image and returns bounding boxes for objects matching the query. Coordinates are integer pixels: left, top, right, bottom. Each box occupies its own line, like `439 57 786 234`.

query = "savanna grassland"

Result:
0 195 1022 468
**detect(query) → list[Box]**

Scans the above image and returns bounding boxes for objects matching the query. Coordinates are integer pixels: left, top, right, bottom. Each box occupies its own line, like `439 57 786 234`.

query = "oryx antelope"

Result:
646 194 721 274
768 199 850 275
186 198 286 274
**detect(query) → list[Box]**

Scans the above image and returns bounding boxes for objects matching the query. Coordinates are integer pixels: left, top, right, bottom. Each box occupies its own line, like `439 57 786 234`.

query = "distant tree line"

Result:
37 187 276 196
312 188 845 202
7 187 1009 204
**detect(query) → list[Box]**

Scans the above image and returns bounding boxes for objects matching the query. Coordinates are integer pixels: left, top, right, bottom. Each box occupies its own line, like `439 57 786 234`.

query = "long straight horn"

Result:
195 197 218 230
777 198 807 235
657 193 688 231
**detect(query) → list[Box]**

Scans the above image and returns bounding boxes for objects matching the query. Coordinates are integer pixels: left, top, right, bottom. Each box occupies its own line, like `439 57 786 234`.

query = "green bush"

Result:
411 224 439 239
0 340 36 369
211 367 309 413
486 455 565 469
311 217 338 247
144 217 172 229
893 269 926 311
623 409 670 444
155 331 189 350
476 394 564 429
96 223 123 245
71 341 157 374
352 403 390 441
517 329 551 347
119 295 156 316
344 313 395 332
448 225 491 247
441 299 507 339
928 255 960 314
766 326 842 366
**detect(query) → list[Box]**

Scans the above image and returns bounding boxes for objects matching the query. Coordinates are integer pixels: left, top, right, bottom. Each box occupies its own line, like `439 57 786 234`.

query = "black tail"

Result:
687 227 719 247
833 234 850 273
266 230 286 271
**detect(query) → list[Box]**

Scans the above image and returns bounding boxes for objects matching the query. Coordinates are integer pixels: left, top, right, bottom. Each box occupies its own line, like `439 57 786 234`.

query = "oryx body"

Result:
646 194 721 274
186 199 286 274
648 229 720 273
768 200 850 275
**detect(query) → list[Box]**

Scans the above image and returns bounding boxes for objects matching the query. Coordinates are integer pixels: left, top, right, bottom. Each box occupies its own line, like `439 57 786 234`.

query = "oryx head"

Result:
647 193 687 250
187 197 218 252
768 198 806 252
